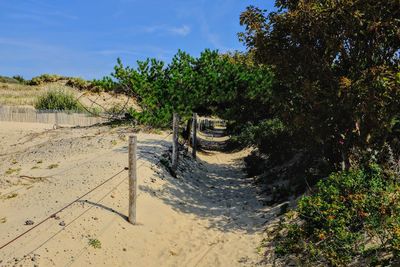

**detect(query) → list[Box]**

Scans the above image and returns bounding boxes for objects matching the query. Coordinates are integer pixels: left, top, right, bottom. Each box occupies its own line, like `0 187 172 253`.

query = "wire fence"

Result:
0 106 107 127
0 113 227 265
0 130 173 265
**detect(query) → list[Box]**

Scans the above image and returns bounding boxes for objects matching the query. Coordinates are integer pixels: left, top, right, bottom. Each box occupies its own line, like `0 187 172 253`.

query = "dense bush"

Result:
35 90 83 111
275 163 400 266
104 49 274 128
237 0 400 264
239 0 400 172
91 76 119 92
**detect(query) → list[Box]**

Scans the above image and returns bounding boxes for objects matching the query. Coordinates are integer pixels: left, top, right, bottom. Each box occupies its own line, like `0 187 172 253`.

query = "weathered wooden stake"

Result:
172 113 180 173
192 113 197 159
54 111 59 129
128 136 137 224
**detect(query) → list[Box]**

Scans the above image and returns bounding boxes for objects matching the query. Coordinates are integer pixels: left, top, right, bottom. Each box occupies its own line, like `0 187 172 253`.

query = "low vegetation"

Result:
275 163 400 266
35 90 83 112
88 238 102 249
47 164 59 169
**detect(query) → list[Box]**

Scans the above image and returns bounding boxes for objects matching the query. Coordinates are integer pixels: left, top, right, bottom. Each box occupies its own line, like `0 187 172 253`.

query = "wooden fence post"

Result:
192 113 197 159
128 136 137 224
172 113 180 173
54 111 59 129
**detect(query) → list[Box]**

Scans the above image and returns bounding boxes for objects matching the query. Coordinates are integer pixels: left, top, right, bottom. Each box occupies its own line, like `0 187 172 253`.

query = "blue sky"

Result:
0 0 275 79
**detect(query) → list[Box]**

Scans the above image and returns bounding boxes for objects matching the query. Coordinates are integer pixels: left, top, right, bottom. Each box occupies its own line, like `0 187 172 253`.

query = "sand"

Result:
0 121 269 266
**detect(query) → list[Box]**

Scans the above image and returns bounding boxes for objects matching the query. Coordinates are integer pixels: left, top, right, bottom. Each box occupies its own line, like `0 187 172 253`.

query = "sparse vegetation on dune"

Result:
0 0 398 265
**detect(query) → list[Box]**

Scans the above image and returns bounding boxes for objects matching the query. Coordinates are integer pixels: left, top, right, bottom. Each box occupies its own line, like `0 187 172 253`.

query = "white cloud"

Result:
168 25 191 36
139 24 191 37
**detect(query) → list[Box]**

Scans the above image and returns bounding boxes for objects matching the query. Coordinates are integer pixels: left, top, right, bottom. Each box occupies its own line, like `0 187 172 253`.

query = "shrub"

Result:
91 76 119 92
35 90 83 111
65 77 90 90
275 164 400 266
0 76 19 84
12 75 27 84
29 74 65 85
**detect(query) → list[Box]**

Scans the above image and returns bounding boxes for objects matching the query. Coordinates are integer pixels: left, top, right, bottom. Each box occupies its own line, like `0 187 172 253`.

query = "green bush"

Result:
0 75 19 84
91 76 119 92
275 164 400 266
35 90 83 111
12 75 27 84
106 49 274 128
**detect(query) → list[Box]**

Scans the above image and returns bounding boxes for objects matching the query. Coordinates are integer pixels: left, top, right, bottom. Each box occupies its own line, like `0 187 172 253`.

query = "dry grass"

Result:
0 82 76 106
0 81 138 112
0 82 41 106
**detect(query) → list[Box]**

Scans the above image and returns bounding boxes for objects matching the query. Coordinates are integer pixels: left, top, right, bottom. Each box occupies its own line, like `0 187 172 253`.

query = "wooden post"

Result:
172 113 180 173
192 113 197 159
54 111 59 129
128 136 137 224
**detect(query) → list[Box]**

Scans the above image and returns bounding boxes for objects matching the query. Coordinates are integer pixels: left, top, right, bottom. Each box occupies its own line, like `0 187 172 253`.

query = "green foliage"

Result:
88 238 102 249
239 2 400 263
0 76 19 84
108 49 274 128
91 76 119 92
12 75 27 84
240 0 400 169
35 90 83 111
275 164 400 266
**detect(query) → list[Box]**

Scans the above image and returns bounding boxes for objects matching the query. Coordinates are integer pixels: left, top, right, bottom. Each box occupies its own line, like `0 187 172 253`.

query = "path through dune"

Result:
0 122 269 266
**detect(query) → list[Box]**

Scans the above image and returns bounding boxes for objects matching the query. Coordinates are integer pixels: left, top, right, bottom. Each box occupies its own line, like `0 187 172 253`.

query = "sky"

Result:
0 0 275 79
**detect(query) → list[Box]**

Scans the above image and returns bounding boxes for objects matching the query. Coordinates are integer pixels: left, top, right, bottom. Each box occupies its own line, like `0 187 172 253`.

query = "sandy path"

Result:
0 122 266 266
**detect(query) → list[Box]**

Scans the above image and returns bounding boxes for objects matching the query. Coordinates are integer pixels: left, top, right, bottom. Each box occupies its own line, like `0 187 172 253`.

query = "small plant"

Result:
36 160 43 164
88 238 101 249
0 217 6 223
47 164 59 169
1 193 18 199
5 168 21 175
35 89 83 112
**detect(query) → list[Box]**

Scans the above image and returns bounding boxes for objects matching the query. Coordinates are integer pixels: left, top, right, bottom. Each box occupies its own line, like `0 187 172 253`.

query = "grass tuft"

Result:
35 89 83 112
88 238 102 249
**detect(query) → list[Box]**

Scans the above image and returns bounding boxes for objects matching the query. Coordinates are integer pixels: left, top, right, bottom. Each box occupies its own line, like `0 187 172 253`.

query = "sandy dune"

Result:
0 122 269 266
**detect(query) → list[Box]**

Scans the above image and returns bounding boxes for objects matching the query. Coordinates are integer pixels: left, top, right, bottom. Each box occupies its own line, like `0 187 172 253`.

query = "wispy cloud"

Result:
169 25 191 36
139 24 191 37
